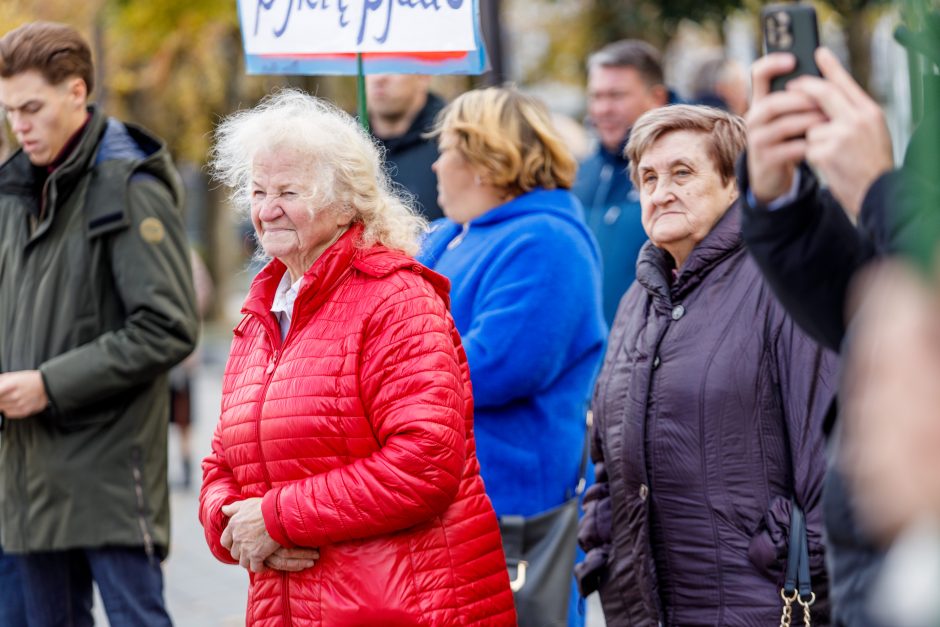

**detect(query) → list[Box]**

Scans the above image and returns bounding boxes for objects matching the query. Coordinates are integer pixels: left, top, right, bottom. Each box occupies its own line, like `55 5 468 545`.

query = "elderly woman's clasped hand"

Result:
220 498 319 573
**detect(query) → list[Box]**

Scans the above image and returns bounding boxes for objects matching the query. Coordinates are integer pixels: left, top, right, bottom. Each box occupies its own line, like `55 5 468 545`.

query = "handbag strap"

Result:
780 499 815 627
500 514 526 561
571 410 592 498
783 500 812 600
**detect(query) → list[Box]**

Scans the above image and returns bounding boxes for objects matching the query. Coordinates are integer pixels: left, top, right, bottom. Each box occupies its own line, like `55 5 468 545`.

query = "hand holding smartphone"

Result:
762 3 821 91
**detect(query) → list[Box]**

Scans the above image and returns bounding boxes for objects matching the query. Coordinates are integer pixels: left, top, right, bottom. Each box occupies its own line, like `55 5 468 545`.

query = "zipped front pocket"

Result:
130 445 157 564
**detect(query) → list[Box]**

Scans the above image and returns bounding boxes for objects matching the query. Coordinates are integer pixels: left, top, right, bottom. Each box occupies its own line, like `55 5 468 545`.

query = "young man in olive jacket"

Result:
0 22 197 626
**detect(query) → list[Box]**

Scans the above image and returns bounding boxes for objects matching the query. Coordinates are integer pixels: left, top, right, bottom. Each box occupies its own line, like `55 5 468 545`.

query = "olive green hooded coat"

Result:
0 108 198 557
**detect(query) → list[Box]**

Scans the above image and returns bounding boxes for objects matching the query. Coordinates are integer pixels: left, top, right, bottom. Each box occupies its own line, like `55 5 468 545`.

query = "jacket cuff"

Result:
858 170 902 253
574 546 609 597
210 495 243 564
740 163 819 235
262 488 295 548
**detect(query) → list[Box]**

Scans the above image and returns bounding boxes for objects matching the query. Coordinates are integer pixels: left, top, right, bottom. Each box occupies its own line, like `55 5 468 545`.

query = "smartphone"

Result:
762 3 821 91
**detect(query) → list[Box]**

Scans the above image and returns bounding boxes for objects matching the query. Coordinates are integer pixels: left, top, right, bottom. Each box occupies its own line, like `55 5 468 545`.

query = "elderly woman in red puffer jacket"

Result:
199 89 515 626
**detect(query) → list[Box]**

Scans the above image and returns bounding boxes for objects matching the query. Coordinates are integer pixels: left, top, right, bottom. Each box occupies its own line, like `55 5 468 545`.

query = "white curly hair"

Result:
208 88 426 255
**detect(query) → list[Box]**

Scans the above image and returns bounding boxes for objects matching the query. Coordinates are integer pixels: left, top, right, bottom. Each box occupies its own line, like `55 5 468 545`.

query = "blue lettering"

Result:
337 0 350 26
254 0 277 36
358 0 392 45
303 0 318 8
357 0 464 46
273 0 295 37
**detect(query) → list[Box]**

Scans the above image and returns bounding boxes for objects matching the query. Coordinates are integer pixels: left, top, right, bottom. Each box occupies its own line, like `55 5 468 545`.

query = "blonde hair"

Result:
430 87 577 197
208 89 426 255
625 104 746 188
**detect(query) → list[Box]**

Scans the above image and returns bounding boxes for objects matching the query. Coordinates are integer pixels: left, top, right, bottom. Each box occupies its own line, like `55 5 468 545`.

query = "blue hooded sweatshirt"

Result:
418 188 606 517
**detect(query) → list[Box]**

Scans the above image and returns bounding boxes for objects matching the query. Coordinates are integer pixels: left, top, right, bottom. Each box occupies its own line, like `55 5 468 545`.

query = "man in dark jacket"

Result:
740 44 939 626
367 73 445 220
0 22 197 626
571 40 669 325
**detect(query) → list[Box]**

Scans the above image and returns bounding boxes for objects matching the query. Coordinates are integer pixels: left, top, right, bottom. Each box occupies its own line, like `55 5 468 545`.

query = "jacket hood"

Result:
480 188 598 259
636 200 743 305
473 187 588 230
421 188 600 270
373 93 445 154
242 223 452 325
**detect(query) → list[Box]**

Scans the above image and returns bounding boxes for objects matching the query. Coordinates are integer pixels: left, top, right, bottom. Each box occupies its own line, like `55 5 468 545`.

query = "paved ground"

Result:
93 332 605 625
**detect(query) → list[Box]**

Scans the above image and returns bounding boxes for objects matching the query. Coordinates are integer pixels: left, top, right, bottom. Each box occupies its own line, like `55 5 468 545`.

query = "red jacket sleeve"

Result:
261 274 467 548
198 418 242 564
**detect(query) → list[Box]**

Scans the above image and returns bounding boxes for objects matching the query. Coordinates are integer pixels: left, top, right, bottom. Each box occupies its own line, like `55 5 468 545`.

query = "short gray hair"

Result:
625 104 746 188
208 89 426 255
587 39 664 87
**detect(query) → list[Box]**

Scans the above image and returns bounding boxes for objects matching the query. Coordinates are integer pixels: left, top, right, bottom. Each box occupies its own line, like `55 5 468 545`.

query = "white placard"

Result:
240 0 477 55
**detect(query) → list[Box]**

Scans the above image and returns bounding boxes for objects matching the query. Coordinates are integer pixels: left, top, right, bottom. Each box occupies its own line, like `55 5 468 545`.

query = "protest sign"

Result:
238 0 487 75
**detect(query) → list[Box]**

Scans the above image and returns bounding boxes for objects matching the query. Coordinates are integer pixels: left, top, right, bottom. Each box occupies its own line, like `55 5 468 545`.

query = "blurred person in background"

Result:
739 40 939 625
418 87 606 626
841 260 940 627
0 21 197 626
577 105 834 626
200 89 515 626
367 73 445 220
690 55 750 116
572 39 670 326
168 248 214 490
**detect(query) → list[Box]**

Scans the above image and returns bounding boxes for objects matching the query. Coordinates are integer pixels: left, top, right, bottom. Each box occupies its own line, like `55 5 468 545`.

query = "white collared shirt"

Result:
270 272 303 342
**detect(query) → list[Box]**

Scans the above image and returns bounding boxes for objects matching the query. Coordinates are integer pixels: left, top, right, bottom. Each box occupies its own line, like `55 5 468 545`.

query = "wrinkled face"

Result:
431 131 481 224
637 130 737 257
587 65 663 153
250 148 346 275
0 70 87 166
365 74 429 119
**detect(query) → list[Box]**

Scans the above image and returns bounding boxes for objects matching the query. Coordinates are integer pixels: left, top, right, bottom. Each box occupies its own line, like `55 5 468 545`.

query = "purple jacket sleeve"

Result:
575 417 612 597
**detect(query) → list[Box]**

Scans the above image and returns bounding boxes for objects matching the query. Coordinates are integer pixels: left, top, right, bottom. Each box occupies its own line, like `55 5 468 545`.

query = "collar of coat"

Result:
370 92 445 154
241 222 452 337
635 199 744 305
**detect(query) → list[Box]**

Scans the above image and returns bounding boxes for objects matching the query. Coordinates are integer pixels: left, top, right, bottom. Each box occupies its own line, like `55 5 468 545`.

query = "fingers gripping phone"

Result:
762 3 821 91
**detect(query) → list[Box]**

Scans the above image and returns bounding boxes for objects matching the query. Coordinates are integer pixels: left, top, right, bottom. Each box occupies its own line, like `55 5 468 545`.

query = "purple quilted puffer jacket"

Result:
576 204 836 627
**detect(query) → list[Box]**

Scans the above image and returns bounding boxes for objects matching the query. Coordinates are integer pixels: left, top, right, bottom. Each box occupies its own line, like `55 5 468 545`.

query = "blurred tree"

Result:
526 0 747 88
105 0 252 163
825 0 891 91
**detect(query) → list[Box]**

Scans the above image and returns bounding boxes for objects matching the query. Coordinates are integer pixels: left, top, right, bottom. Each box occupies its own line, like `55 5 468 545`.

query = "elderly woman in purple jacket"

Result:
576 105 836 626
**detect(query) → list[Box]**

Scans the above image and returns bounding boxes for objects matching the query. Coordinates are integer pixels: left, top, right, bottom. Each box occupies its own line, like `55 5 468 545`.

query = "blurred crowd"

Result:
0 7 938 627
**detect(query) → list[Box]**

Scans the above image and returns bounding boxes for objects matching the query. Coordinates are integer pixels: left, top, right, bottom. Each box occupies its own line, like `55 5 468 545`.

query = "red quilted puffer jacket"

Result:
199 226 516 626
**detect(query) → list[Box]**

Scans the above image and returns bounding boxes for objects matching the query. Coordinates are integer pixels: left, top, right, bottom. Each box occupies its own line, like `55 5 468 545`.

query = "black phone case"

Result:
762 4 821 91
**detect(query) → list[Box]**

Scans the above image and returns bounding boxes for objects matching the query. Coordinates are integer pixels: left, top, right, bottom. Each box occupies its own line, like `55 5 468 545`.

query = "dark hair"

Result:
0 22 94 96
587 39 664 88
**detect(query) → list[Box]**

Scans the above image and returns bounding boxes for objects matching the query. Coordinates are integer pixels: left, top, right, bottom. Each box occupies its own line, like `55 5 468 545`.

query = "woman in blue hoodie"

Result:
418 87 607 626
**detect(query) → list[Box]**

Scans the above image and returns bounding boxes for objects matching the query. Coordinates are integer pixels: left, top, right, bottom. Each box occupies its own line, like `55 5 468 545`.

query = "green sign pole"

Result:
357 53 369 132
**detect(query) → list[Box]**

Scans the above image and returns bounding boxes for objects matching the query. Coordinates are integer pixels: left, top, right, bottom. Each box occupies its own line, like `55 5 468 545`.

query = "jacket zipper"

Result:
246 270 352 626
256 344 279 490
130 447 156 562
282 571 293 625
